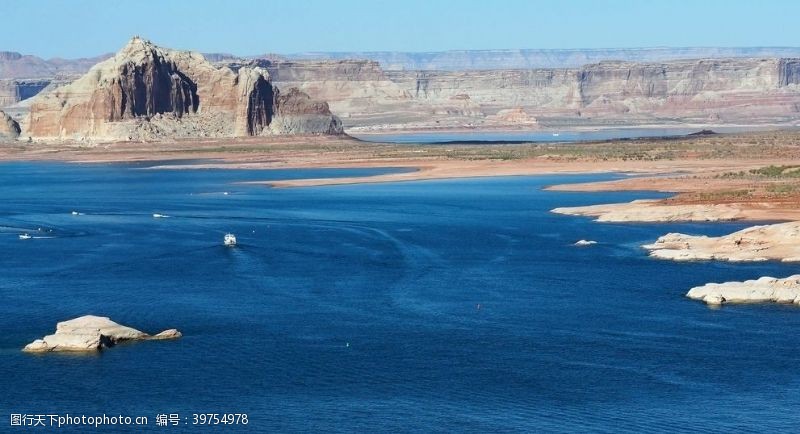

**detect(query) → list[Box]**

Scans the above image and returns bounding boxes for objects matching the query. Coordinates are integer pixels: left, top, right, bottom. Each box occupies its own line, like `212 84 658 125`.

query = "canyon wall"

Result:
0 79 51 107
264 57 800 129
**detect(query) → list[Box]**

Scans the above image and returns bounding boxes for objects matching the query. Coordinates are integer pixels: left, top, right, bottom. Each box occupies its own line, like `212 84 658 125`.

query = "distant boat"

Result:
19 233 32 240
552 133 560 137
71 211 79 215
223 233 237 247
152 213 169 218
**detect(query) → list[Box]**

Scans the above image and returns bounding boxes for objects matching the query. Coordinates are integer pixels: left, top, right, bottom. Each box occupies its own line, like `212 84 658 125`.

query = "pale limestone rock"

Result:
23 315 180 353
151 329 182 340
687 275 800 305
552 200 744 223
643 221 800 262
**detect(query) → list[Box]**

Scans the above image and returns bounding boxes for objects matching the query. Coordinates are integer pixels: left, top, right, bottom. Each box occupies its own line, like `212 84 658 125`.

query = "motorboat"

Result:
19 233 32 240
224 233 237 246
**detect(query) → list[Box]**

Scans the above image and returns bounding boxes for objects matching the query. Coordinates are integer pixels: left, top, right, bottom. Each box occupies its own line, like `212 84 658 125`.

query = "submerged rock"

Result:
23 315 181 353
687 275 800 305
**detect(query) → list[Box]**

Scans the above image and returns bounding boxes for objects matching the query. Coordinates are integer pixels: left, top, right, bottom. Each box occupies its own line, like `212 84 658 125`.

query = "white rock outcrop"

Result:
643 221 800 262
552 200 744 223
687 275 800 305
23 315 181 353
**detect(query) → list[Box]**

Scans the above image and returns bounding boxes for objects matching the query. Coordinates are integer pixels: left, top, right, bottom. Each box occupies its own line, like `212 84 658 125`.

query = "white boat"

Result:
152 213 169 218
223 233 237 246
19 233 32 240
552 133 560 137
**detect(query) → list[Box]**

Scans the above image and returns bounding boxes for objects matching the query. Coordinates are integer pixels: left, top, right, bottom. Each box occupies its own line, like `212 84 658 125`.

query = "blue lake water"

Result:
1 162 799 432
352 126 778 144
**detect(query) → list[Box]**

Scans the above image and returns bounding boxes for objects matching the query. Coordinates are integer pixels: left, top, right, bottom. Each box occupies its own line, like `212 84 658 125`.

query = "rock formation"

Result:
264 56 800 130
642 221 800 262
0 110 20 139
23 315 181 353
686 275 800 306
13 42 800 132
552 200 745 222
26 37 342 140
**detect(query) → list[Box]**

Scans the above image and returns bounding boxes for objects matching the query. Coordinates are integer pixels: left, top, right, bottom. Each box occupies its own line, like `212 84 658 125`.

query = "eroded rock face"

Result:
271 87 343 134
0 110 20 139
108 57 198 120
27 37 341 140
23 315 181 353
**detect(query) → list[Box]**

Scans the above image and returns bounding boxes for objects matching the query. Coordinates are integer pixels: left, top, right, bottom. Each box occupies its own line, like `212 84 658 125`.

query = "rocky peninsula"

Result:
642 221 800 262
552 200 745 222
23 315 181 353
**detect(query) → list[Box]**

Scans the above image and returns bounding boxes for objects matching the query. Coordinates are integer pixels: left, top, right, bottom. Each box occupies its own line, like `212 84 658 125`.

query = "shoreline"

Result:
1 129 798 222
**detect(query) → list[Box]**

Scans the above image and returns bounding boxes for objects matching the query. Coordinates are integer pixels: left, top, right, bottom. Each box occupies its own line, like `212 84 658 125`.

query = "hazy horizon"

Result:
3 0 800 58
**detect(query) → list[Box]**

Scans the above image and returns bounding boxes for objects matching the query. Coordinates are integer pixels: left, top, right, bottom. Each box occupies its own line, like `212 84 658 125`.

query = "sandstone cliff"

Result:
261 57 800 130
26 38 342 140
0 79 51 107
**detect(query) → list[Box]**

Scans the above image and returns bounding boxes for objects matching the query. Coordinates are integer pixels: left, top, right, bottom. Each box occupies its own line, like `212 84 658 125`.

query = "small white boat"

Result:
71 211 79 215
152 213 169 218
223 233 237 246
19 233 32 240
552 133 560 137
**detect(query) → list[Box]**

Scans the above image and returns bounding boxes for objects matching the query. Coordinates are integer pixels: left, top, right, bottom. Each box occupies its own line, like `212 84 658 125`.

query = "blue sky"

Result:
3 0 799 58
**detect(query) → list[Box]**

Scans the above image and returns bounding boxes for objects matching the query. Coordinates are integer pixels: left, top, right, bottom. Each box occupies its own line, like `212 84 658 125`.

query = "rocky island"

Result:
23 315 181 353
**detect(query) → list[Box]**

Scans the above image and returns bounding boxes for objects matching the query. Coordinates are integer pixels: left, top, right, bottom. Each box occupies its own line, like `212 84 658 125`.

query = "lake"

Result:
1 162 799 432
351 126 777 144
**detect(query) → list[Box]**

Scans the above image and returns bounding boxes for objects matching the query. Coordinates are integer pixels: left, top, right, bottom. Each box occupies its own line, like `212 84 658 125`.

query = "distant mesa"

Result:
25 37 343 141
23 315 181 353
